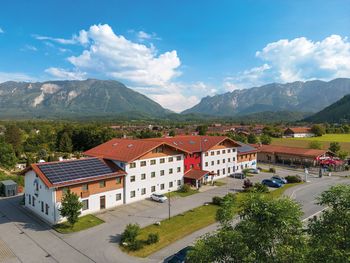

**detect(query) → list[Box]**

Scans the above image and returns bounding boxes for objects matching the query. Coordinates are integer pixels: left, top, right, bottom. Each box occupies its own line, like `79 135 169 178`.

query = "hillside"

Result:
182 78 350 116
0 79 170 118
305 94 350 123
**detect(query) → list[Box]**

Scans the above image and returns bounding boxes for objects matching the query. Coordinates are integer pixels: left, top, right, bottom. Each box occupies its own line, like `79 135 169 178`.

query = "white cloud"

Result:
21 45 38 52
137 31 161 41
0 72 36 83
0 27 4 33
45 67 86 80
225 35 350 89
33 30 89 45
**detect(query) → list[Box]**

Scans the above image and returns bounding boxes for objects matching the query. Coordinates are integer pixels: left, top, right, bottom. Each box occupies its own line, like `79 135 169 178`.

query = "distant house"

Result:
284 127 315 138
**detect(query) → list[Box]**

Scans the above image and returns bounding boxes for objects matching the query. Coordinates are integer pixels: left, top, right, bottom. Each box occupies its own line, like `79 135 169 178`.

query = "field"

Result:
272 134 350 152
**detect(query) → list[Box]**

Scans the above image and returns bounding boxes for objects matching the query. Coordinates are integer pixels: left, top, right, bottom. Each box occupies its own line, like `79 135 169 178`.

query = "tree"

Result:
168 130 175 137
311 124 325 137
57 131 73 152
309 141 322 149
120 223 141 244
329 141 341 153
307 184 350 263
59 190 83 226
4 124 23 155
260 134 272 145
216 194 236 227
0 141 17 169
247 133 258 144
196 125 208 136
337 150 348 160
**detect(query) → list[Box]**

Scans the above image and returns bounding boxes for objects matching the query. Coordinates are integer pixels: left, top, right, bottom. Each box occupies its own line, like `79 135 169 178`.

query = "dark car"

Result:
230 172 246 179
163 246 193 263
262 179 283 188
271 176 287 184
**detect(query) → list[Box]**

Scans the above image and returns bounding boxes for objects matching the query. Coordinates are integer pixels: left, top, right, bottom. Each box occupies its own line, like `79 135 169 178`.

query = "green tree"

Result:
260 134 272 145
0 141 17 169
196 125 208 136
337 150 348 160
309 141 322 149
4 124 23 155
168 130 175 137
311 124 325 137
307 184 350 263
57 131 73 152
120 223 141 244
329 141 341 153
215 194 235 227
59 190 83 226
247 133 258 144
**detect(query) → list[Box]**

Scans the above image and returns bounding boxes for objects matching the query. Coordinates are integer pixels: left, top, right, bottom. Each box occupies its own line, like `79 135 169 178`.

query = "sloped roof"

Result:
254 144 328 158
84 138 189 163
285 127 312 134
184 169 209 180
236 142 258 154
147 135 240 153
31 157 125 188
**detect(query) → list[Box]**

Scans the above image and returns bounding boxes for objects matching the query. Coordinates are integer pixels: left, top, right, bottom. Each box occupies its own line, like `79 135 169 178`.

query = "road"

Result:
0 168 348 263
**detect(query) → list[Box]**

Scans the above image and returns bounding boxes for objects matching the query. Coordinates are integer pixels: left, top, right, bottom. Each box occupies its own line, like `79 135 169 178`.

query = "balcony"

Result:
81 190 90 198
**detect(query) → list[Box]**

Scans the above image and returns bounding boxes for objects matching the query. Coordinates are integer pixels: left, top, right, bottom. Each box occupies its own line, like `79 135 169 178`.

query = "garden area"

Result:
53 214 104 234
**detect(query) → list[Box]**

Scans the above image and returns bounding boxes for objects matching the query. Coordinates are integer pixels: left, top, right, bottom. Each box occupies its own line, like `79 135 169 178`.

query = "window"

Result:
217 160 220 165
141 188 146 195
160 170 165 176
81 184 88 191
169 168 173 174
160 158 165 163
129 162 136 168
99 181 106 188
176 156 181 161
82 200 89 210
151 186 156 192
141 173 146 180
140 161 146 167
130 191 136 198
232 149 236 152
28 194 31 205
169 182 173 188
160 184 165 190
150 160 156 165
228 167 231 174
222 150 226 154
35 182 39 191
151 172 156 178
228 158 231 163
177 180 182 186
223 159 226 163
116 193 122 201
32 196 35 207
233 157 236 161
130 176 136 182
217 170 220 176
217 151 220 155
41 201 44 212
45 204 49 215
228 149 231 153
116 177 121 184
211 161 214 166
168 157 173 162
223 168 225 175
211 151 214 156
205 152 208 156
205 162 208 167
177 167 181 172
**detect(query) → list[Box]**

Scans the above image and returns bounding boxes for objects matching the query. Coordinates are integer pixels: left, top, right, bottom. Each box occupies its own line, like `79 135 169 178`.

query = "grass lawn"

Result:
272 134 350 152
124 182 301 258
213 180 227 186
53 214 104 234
168 188 199 198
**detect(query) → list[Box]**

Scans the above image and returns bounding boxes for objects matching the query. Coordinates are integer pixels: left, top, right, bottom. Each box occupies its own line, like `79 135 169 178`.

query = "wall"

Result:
184 153 201 172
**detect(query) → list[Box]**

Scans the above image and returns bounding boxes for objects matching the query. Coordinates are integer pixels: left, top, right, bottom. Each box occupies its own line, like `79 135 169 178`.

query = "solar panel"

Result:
38 158 114 184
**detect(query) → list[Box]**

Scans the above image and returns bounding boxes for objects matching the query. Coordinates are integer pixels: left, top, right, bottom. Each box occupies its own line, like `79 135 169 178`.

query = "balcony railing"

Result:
81 190 90 198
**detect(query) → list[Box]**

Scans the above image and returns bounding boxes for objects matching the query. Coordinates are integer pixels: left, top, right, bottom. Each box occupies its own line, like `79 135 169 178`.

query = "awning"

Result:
184 169 210 180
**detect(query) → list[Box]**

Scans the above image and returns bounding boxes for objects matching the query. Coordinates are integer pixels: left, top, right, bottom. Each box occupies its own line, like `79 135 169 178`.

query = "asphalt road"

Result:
0 168 348 263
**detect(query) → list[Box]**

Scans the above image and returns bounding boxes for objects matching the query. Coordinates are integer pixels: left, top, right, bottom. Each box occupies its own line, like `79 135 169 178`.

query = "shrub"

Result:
128 239 144 251
269 167 276 173
285 175 302 183
146 233 159 245
222 193 236 205
120 223 140 244
253 183 269 193
179 184 191 193
212 196 223 206
243 179 253 191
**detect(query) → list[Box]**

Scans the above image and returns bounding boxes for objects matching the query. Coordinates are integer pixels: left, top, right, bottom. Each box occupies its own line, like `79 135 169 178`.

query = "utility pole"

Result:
168 190 171 220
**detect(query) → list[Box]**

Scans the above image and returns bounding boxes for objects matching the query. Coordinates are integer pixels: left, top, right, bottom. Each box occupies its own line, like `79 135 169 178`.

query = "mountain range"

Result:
182 78 350 116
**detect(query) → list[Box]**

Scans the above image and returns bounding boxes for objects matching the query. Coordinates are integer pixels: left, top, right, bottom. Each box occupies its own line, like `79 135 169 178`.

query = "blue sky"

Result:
1 0 350 111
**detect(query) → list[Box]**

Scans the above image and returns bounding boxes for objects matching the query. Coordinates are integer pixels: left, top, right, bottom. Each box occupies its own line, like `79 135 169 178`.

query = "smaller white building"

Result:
24 158 126 224
284 127 315 138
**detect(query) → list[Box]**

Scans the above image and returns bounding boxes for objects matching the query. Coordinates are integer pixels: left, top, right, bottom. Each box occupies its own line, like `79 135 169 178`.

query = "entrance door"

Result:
100 196 106 210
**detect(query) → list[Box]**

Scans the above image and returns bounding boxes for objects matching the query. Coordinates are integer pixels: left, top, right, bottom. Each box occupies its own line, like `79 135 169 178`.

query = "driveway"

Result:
0 167 348 263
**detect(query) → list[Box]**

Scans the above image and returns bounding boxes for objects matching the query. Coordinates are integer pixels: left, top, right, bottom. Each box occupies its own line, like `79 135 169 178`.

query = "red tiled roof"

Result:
253 144 328 158
285 127 312 134
84 139 189 163
147 135 240 153
184 169 209 180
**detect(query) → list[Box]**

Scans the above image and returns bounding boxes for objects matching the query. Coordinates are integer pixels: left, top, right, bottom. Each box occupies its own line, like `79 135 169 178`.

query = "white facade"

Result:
292 133 315 138
113 153 185 204
236 159 257 173
201 147 238 180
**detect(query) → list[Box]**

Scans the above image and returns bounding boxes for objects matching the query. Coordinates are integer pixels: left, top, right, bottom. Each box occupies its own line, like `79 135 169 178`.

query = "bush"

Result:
243 179 253 191
222 193 236 205
179 184 191 193
285 175 302 183
212 196 223 206
253 183 269 193
146 233 159 245
269 167 276 173
128 239 144 251
120 223 140 244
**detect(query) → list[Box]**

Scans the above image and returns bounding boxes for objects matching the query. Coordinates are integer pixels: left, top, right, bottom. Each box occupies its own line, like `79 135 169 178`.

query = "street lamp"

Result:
168 189 171 220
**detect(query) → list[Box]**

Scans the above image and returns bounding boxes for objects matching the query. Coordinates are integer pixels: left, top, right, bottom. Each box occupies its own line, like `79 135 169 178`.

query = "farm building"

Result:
284 127 315 138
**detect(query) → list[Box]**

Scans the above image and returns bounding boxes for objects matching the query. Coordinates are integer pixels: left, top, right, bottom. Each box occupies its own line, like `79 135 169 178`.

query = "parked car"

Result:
151 193 168 203
230 172 246 179
271 176 287 184
248 168 260 174
163 246 193 263
262 179 283 188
